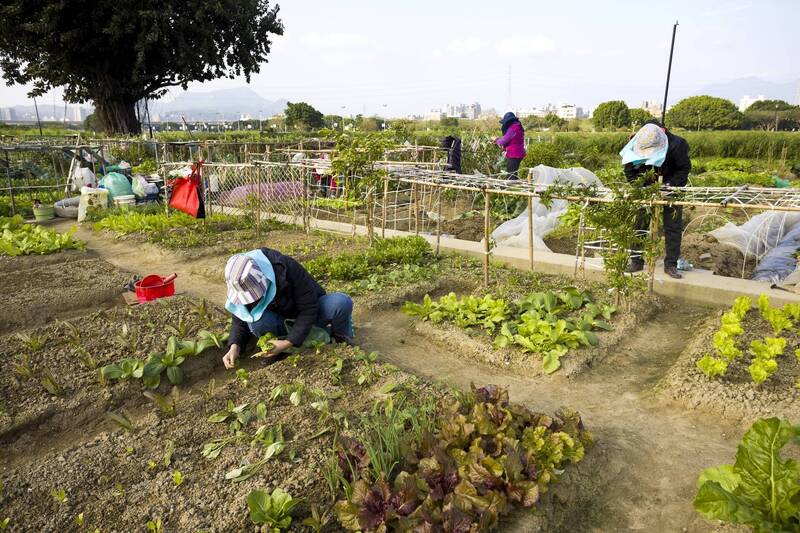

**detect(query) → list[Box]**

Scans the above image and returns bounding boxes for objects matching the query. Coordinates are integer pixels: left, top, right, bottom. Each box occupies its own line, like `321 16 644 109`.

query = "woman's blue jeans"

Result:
247 292 354 340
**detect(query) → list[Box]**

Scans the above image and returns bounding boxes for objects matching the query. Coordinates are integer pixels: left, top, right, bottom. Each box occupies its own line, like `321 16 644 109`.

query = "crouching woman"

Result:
221 248 354 369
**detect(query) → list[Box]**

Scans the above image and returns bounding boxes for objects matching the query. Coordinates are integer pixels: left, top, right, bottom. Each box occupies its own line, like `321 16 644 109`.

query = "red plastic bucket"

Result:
134 273 177 303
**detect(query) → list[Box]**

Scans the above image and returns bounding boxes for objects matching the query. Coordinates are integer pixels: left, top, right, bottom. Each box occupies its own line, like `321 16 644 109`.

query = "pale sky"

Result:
1 0 798 116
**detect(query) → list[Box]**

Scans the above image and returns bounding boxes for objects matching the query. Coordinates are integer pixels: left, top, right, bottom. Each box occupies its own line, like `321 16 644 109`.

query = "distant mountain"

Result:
148 87 287 121
693 77 800 105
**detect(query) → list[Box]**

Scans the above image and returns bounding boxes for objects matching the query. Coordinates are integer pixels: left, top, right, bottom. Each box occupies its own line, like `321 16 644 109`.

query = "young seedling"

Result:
12 354 34 379
143 337 188 388
143 391 176 417
235 368 249 387
246 488 301 529
74 347 97 370
286 354 301 367
208 400 252 431
302 503 332 533
163 440 176 467
165 317 191 338
106 411 133 432
147 460 158 470
113 482 125 498
146 518 163 533
0 518 9 530
101 358 144 381
15 332 48 351
115 323 138 352
74 513 85 526
39 370 62 397
197 330 229 350
329 357 345 385
226 441 286 482
172 471 184 487
51 488 67 504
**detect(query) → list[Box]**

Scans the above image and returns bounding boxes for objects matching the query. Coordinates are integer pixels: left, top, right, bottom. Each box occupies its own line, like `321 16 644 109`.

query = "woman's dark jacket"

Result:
228 248 325 349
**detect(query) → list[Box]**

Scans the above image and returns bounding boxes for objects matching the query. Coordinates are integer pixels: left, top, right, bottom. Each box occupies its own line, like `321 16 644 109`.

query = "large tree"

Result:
0 1 283 134
629 108 655 129
666 95 744 130
285 102 324 130
744 99 800 131
592 101 630 130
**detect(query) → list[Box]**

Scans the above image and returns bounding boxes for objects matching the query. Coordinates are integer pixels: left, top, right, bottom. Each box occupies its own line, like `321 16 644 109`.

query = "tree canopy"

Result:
629 108 655 128
285 102 324 130
0 1 283 134
746 99 796 112
592 101 630 130
666 96 744 130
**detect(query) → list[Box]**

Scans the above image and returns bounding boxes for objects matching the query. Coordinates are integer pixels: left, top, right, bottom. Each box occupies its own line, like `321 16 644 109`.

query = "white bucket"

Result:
78 187 109 222
113 194 137 209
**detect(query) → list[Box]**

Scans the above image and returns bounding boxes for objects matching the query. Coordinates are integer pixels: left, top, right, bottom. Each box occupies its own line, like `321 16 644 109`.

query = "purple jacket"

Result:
495 122 526 159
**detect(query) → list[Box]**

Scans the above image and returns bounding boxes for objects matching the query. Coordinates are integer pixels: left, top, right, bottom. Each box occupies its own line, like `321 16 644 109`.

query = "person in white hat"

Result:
222 248 354 369
621 120 691 279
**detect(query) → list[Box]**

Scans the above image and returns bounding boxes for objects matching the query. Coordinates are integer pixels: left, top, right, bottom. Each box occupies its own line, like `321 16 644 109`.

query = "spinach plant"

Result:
694 417 800 532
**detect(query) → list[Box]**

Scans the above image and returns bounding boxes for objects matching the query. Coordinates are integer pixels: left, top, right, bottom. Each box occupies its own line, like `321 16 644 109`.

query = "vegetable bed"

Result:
659 294 800 420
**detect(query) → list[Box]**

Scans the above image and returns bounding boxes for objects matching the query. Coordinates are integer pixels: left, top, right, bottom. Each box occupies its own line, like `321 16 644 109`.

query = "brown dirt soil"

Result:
657 308 800 421
543 233 580 255
0 253 130 333
442 213 498 242
29 222 753 532
0 339 449 532
0 296 229 451
681 233 756 279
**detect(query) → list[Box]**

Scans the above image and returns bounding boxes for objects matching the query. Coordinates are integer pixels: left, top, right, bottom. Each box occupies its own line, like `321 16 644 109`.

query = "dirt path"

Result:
68 224 742 532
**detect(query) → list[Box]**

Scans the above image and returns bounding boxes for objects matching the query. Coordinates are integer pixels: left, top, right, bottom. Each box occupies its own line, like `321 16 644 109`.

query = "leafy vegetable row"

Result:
697 294 800 387
403 288 616 373
331 384 591 531
0 215 85 256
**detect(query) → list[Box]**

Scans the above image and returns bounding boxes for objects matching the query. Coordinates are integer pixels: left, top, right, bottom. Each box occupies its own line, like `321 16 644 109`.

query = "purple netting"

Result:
219 180 303 205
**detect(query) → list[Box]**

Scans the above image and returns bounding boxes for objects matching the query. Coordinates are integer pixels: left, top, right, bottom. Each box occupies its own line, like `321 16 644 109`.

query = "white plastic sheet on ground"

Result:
710 211 800 260
491 165 602 250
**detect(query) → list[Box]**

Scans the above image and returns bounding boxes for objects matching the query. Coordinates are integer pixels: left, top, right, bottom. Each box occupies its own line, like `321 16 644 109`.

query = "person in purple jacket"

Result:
495 112 527 179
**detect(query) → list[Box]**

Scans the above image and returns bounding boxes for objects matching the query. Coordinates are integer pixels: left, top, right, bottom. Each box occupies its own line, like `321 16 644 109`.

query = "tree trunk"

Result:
95 99 141 135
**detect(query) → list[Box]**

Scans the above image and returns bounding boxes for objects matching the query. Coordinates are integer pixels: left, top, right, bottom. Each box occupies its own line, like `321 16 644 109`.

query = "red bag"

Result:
169 160 204 218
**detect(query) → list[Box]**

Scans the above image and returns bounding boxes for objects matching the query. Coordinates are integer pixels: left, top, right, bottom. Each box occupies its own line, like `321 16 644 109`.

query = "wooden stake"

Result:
255 166 262 239
483 191 490 287
435 189 442 256
382 178 388 238
527 169 534 270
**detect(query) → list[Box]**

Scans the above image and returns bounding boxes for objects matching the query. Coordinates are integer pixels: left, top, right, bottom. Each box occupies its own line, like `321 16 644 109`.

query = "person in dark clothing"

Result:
622 120 691 279
495 112 526 180
222 249 354 369
441 135 462 174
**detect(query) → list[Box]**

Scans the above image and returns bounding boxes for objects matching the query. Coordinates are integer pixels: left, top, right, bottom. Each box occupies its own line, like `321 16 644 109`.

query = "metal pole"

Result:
661 21 679 125
33 97 43 136
435 189 442 256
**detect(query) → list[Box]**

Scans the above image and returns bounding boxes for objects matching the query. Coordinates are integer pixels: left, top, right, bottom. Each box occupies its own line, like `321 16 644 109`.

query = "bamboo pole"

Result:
413 184 419 234
647 200 659 294
483 191 491 287
435 189 442 256
255 167 262 239
526 169 534 270
382 178 388 238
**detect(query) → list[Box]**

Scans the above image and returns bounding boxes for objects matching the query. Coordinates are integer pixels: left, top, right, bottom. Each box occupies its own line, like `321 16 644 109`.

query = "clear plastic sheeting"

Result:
710 211 800 259
751 223 800 283
491 165 602 250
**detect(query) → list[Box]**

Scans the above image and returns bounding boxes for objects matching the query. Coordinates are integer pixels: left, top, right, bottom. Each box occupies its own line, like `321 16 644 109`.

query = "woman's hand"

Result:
222 344 241 369
266 339 294 357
